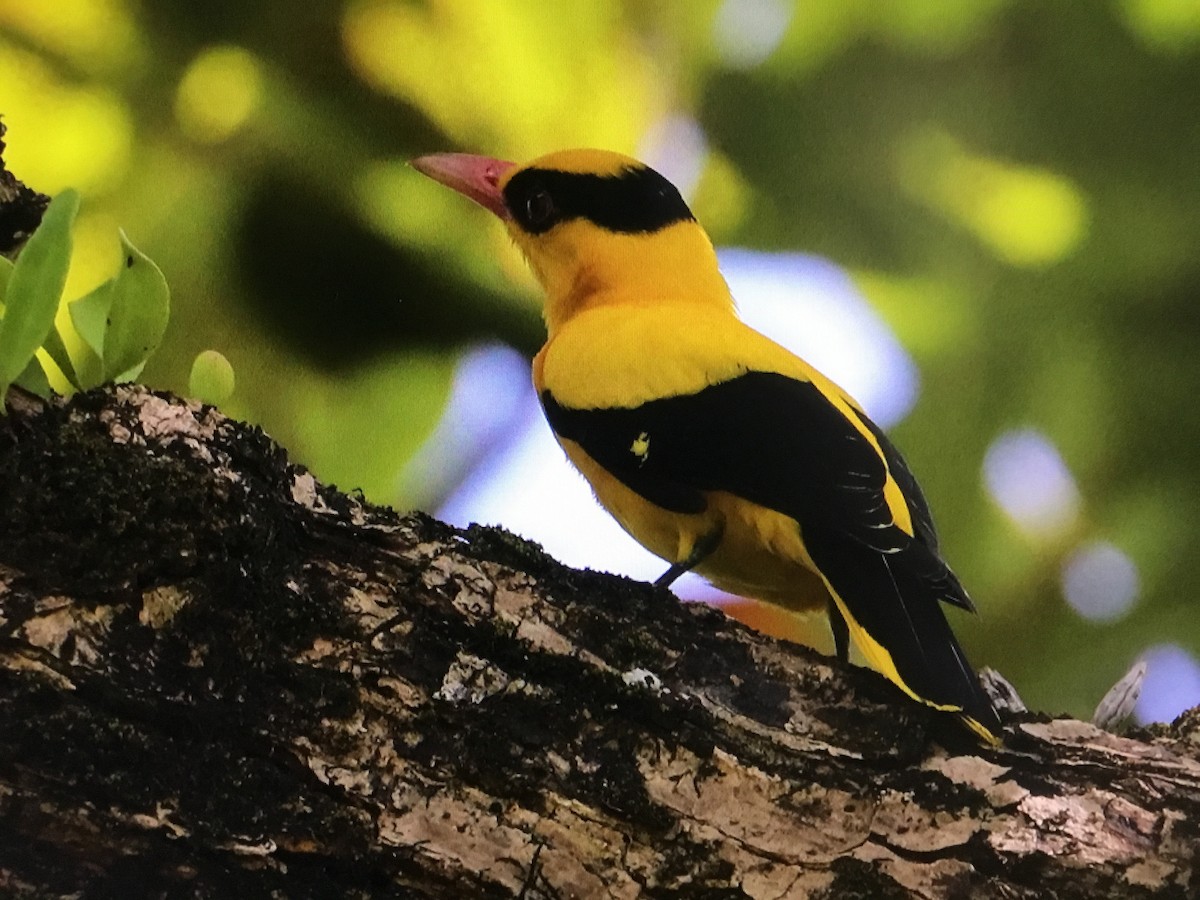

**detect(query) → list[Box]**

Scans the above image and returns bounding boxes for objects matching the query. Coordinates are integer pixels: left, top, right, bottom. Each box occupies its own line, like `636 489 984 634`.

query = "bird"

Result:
412 148 1001 743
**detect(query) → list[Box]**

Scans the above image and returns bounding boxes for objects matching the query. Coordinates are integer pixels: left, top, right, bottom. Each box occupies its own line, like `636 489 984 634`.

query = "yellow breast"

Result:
557 434 830 614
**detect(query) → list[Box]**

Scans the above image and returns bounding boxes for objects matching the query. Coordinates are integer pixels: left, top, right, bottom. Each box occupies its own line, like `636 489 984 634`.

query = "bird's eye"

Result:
524 189 556 228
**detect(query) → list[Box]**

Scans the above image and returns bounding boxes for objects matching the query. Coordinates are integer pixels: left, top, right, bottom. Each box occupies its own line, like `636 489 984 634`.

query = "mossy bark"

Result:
0 120 49 259
1 385 1197 899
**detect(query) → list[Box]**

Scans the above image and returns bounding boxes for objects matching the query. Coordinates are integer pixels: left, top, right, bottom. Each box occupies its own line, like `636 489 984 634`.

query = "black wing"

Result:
542 370 996 730
542 371 937 561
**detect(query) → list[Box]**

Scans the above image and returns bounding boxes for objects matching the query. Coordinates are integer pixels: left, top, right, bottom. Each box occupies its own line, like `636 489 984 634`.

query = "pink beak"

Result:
410 153 516 220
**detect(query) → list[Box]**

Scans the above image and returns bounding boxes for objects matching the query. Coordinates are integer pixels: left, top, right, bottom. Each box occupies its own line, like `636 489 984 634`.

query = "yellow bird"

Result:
413 149 1001 743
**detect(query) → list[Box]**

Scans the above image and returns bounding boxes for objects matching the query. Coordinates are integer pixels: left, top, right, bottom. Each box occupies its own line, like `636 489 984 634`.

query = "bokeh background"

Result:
3 0 1199 724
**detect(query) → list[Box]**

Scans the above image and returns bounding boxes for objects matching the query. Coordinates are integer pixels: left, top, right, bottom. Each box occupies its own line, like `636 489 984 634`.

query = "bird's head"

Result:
412 149 729 334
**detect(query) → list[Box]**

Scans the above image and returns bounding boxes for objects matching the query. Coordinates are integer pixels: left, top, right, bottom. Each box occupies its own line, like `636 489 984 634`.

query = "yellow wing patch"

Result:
835 405 915 539
882 468 915 537
629 431 651 465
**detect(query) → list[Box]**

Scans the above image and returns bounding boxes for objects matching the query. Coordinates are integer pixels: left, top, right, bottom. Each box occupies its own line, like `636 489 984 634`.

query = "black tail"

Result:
806 527 1000 739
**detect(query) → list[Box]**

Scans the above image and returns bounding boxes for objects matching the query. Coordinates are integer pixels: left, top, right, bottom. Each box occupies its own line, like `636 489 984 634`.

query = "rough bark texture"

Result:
0 120 49 259
1 385 1198 899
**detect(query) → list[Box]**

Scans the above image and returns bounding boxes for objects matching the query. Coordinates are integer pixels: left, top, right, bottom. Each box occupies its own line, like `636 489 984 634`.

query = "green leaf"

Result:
0 189 80 395
0 255 13 303
112 361 146 384
13 352 52 397
189 349 236 404
101 230 170 381
69 278 113 359
67 279 112 389
40 322 81 389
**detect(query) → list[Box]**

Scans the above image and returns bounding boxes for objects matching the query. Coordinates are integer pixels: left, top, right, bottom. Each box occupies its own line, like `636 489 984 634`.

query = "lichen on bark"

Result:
1 385 1198 899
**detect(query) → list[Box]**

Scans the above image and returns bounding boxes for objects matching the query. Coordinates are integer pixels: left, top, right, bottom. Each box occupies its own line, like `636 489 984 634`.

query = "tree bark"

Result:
0 120 50 259
1 385 1197 899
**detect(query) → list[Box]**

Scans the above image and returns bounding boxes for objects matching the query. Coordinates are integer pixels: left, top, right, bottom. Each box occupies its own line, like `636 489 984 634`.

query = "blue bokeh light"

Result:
720 249 919 427
402 342 530 506
1060 540 1140 622
983 428 1081 537
437 387 712 591
1135 644 1200 725
639 114 708 201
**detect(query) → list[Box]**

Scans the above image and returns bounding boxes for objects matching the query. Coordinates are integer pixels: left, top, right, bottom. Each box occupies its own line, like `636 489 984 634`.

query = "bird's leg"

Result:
828 596 849 663
655 524 724 588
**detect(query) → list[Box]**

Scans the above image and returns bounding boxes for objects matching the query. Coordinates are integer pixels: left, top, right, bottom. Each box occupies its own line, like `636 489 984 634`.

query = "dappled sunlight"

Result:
871 0 1010 54
341 0 657 155
1120 0 1200 50
900 131 1089 267
764 0 856 75
356 161 458 247
0 45 132 195
769 0 1009 73
175 46 265 144
0 0 144 75
284 350 460 503
852 271 979 358
352 159 519 295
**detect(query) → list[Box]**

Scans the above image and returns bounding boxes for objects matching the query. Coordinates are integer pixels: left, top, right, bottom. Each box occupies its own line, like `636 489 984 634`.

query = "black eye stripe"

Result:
503 165 695 235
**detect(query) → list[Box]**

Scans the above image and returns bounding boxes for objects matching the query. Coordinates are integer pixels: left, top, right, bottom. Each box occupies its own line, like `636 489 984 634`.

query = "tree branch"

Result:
1 385 1197 898
0 119 50 259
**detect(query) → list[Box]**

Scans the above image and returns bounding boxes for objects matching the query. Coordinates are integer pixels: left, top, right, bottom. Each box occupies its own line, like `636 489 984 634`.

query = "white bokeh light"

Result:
712 0 793 68
721 249 919 427
639 114 708 201
983 429 1081 537
1060 540 1140 622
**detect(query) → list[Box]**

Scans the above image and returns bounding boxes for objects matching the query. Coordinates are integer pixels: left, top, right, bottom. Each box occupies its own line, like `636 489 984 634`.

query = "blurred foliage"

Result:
2 0 1199 719
189 348 236 405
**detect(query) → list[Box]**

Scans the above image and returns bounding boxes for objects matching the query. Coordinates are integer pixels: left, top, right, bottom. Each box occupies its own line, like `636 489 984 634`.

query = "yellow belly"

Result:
560 437 829 613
